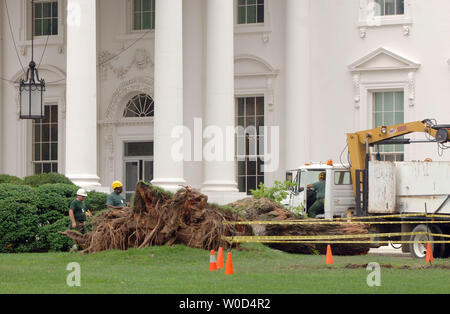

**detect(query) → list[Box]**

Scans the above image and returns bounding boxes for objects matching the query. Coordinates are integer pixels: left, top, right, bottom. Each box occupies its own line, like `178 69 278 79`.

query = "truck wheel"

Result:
409 224 437 259
431 225 448 258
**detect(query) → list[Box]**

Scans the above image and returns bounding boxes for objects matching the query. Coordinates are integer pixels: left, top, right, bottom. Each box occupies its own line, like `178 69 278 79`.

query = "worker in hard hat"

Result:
69 188 89 234
306 172 326 218
106 181 129 209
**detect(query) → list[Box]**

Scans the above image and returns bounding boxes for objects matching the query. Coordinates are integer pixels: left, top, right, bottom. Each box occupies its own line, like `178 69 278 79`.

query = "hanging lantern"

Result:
19 60 45 119
19 0 45 120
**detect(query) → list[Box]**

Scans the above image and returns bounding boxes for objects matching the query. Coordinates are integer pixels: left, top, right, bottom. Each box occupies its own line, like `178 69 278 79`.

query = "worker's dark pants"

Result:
309 199 324 218
75 221 87 234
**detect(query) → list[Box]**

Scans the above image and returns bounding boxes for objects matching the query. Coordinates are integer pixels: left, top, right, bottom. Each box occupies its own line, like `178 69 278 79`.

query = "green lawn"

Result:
0 243 449 294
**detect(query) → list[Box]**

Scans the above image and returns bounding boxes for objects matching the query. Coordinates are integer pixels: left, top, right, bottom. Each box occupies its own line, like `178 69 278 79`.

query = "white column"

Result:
65 0 100 187
151 0 185 192
284 0 311 169
201 0 241 203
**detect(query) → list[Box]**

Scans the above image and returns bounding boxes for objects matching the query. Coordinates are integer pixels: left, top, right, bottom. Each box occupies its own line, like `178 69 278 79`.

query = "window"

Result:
32 104 58 174
132 0 155 31
375 0 404 16
236 96 264 194
33 1 58 36
237 0 264 25
123 94 154 118
334 171 352 185
372 91 404 161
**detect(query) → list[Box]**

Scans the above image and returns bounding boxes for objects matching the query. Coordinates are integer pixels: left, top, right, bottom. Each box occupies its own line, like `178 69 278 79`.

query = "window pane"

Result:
51 143 58 160
247 176 257 194
43 18 51 35
375 0 384 15
396 0 404 14
248 0 256 5
124 142 154 157
43 2 51 17
142 12 151 29
52 2 58 17
395 92 404 111
374 112 383 127
42 143 50 160
237 98 245 116
238 176 246 193
238 0 246 5
257 4 264 23
35 3 42 18
384 92 394 111
395 112 404 124
255 97 264 115
35 19 42 36
51 163 58 172
384 112 394 126
246 97 255 115
237 6 246 24
375 93 383 111
247 160 256 175
256 176 264 190
238 161 246 176
143 0 151 11
245 116 255 128
34 143 41 161
385 0 395 15
35 163 42 174
247 5 256 23
134 0 141 11
257 158 264 175
151 11 155 29
42 125 50 142
43 163 51 173
50 124 58 142
51 105 58 122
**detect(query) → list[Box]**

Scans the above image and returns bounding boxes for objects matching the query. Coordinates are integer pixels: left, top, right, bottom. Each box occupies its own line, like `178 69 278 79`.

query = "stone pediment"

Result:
234 54 279 77
349 47 420 72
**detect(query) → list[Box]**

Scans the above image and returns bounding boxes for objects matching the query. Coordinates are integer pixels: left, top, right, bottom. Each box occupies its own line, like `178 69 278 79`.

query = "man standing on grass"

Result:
69 189 89 234
107 181 130 209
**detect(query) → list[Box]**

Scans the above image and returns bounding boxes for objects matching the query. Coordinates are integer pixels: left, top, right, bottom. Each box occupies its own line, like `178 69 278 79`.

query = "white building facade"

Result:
1 0 450 203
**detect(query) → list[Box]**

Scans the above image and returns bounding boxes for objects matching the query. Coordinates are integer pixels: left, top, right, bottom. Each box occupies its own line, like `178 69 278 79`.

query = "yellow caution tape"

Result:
223 231 450 244
223 220 450 226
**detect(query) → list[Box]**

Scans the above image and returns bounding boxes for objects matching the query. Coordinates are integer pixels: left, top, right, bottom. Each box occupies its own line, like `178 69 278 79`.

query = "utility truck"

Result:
285 119 450 258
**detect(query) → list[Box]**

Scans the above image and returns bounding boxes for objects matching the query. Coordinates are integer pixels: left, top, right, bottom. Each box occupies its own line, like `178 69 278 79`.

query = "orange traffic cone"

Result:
216 247 224 269
225 252 234 275
209 250 218 271
325 244 334 265
425 243 434 263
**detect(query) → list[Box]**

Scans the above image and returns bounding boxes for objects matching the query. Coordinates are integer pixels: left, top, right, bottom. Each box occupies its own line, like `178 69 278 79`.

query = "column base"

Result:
66 174 101 189
201 180 246 205
201 190 248 205
151 178 187 193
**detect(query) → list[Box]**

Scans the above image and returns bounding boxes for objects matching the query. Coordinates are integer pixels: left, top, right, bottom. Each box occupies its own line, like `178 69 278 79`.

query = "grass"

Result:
0 243 450 294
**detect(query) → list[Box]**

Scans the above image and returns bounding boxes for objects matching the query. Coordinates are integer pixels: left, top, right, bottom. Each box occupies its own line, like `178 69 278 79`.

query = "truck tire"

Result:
431 225 448 258
409 224 441 259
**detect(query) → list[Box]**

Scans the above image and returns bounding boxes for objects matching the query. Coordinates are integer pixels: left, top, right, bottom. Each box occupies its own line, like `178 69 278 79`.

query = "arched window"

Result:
123 94 154 117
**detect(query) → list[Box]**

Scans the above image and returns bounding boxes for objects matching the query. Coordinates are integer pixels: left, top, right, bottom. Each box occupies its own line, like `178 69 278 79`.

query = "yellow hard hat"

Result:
319 172 326 180
112 181 123 190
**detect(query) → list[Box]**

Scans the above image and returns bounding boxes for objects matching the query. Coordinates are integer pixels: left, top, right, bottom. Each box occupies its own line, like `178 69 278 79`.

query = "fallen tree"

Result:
227 197 371 256
61 182 251 253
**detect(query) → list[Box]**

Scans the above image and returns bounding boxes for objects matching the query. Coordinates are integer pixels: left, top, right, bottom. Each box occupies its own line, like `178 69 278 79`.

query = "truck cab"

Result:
284 162 356 219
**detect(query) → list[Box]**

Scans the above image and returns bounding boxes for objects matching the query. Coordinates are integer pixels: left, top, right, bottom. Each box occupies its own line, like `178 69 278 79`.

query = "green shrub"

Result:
0 183 38 205
250 180 297 203
85 190 108 212
35 184 78 216
37 216 73 252
0 174 24 185
0 200 39 253
23 173 74 187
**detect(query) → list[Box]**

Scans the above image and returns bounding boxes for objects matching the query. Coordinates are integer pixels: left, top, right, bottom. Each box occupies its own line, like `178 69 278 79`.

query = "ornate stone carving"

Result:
353 74 361 108
403 25 410 36
98 48 154 81
408 71 415 107
359 27 367 39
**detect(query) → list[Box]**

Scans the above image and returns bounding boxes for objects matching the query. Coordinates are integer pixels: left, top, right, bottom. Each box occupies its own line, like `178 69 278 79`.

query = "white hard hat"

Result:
77 188 87 197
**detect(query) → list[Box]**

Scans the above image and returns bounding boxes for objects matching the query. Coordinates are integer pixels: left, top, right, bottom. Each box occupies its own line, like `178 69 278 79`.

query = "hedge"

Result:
23 173 75 187
0 180 109 253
